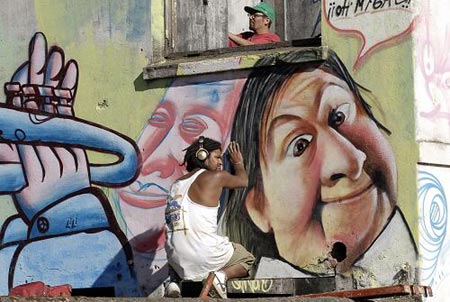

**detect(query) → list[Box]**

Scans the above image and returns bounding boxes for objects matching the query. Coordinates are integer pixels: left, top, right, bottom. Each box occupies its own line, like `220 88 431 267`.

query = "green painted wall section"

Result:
33 0 160 142
0 0 168 241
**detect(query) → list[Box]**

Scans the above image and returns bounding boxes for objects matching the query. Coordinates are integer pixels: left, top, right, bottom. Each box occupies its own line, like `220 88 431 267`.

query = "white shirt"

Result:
165 169 234 280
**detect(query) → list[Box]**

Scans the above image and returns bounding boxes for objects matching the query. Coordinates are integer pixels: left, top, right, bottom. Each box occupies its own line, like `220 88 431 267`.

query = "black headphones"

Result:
195 136 209 161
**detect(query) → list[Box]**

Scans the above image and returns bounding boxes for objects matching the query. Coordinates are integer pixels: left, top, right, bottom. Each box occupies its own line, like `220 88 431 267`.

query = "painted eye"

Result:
287 134 313 157
180 117 208 136
148 111 171 128
329 103 350 128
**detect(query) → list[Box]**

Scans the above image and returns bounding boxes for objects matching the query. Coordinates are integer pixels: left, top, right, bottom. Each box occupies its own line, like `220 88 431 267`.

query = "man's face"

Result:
117 76 243 252
204 149 223 171
249 13 269 31
255 68 396 273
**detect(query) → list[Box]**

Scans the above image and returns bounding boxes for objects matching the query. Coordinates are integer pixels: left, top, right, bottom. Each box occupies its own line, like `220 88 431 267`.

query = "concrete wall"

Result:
322 0 450 300
0 0 440 300
0 0 163 296
413 0 450 301
321 0 418 278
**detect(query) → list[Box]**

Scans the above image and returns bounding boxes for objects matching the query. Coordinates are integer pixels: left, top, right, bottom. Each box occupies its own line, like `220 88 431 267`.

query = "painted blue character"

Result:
0 32 141 296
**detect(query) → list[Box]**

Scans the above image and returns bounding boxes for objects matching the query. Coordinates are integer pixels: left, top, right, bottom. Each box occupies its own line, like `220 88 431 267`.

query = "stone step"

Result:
227 277 336 297
180 276 336 298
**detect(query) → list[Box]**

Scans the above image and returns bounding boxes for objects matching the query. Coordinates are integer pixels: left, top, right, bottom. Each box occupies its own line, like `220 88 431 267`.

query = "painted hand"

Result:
2 32 90 220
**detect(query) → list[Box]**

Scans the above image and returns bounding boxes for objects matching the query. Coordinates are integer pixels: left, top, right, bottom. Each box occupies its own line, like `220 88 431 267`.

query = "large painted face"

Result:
251 68 397 273
117 76 243 253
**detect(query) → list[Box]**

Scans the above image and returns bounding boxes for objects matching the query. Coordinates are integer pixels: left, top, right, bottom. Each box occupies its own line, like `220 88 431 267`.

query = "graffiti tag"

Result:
230 279 273 294
324 0 415 69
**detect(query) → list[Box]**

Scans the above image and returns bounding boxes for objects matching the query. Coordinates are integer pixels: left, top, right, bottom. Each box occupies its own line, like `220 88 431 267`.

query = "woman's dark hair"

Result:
182 137 222 172
224 48 390 262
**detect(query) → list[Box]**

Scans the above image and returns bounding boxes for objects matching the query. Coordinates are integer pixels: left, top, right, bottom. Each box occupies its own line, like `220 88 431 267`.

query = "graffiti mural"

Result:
416 0 450 139
0 33 140 296
324 0 415 70
223 49 417 287
0 2 423 295
418 168 450 301
415 1 450 298
112 72 247 293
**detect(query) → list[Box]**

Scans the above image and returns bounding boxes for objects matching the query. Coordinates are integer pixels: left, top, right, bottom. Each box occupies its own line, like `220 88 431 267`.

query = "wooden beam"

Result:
199 272 215 298
298 285 433 300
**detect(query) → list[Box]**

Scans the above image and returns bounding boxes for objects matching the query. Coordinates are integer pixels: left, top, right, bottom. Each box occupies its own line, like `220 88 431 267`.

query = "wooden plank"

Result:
274 0 286 41
204 0 228 50
175 1 206 52
285 0 321 40
174 1 228 53
199 272 215 298
298 285 433 299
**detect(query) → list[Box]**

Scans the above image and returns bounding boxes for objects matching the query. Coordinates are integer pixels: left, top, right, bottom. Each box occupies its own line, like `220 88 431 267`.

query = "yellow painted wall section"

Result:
0 1 171 296
34 0 167 159
321 5 419 241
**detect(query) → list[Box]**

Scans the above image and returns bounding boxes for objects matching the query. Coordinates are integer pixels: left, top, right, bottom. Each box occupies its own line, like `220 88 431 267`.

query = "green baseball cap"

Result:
244 2 275 22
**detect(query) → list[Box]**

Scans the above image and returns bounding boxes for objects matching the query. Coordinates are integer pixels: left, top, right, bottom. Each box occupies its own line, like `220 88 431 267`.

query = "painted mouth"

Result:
118 181 169 209
321 182 375 204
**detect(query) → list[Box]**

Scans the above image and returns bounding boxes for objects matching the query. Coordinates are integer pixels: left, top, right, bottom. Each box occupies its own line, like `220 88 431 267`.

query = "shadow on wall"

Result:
133 72 172 92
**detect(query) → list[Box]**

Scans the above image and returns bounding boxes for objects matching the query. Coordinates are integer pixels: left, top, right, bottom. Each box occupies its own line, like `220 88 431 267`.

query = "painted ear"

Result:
245 188 272 233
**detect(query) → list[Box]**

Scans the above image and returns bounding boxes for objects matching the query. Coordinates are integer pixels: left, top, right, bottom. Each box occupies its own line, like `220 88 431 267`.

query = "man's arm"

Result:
189 142 247 207
228 33 255 46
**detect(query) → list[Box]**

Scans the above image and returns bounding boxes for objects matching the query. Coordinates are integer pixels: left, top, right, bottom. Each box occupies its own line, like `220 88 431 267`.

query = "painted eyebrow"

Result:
266 114 303 147
262 114 310 162
267 114 302 133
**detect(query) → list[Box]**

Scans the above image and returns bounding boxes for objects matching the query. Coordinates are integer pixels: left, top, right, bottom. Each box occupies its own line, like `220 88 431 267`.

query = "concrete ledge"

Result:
0 296 425 301
143 39 326 80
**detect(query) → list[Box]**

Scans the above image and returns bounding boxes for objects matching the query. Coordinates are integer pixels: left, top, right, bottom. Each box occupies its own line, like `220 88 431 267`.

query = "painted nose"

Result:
141 153 180 178
319 130 367 187
140 133 185 178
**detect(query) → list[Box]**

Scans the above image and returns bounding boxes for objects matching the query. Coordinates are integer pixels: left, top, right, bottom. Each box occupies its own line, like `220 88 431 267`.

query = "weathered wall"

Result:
0 0 164 296
414 0 450 301
321 0 418 284
228 0 259 34
0 0 432 299
323 0 450 300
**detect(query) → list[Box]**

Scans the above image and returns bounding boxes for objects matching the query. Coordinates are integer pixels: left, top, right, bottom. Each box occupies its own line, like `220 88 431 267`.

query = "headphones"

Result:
195 136 209 161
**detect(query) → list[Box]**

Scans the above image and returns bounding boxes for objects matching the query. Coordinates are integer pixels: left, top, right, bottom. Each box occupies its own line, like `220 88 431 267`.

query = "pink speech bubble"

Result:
324 0 415 70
